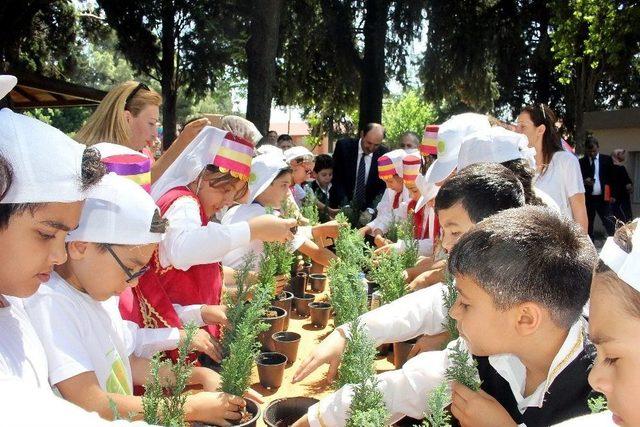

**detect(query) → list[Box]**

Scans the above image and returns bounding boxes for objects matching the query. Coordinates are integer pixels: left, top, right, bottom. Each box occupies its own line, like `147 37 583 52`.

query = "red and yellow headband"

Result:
377 155 397 179
102 154 151 193
213 132 254 182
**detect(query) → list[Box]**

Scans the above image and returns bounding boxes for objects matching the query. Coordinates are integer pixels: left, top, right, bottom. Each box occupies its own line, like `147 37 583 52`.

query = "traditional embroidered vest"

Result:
119 187 223 360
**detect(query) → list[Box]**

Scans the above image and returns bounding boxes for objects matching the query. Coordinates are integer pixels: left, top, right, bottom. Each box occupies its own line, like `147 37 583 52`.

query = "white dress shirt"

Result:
591 154 602 195
366 187 409 234
355 139 373 190
308 319 587 427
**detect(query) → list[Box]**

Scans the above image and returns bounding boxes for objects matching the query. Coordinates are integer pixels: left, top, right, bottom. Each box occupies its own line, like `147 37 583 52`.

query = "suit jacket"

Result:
579 153 614 196
329 138 388 209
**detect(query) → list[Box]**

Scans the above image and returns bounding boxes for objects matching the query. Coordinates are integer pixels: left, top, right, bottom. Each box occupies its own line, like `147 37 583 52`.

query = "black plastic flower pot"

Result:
258 306 287 352
263 396 319 427
272 291 293 331
366 279 379 295
393 338 418 369
272 331 301 366
308 302 332 329
302 261 312 275
308 273 327 293
291 272 308 298
256 351 287 389
293 293 315 317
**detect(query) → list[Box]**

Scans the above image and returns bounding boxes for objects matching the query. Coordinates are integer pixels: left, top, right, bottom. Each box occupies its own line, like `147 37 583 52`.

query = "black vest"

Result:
474 342 596 426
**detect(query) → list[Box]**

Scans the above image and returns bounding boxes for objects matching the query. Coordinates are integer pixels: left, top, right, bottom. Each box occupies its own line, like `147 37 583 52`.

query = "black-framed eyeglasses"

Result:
124 82 150 111
105 244 149 283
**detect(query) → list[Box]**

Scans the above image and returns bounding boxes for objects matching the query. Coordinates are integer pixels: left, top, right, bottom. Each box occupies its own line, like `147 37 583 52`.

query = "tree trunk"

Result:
357 0 388 131
245 0 285 136
160 0 177 150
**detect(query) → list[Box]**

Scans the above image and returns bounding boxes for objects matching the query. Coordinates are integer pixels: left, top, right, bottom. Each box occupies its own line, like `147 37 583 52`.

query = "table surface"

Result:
248 287 396 427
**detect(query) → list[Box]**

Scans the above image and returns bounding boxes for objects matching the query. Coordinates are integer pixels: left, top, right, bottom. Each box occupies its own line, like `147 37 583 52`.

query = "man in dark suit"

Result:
579 135 615 238
329 123 389 210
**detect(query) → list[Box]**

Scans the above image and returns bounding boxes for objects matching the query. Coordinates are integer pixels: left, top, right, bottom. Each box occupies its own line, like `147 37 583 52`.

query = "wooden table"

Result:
249 289 396 426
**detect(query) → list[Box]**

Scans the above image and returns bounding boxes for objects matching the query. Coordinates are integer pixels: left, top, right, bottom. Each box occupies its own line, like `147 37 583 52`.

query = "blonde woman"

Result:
76 81 210 183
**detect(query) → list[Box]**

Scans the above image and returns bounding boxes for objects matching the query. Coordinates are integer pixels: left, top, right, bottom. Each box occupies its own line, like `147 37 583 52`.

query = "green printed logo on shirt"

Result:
105 355 132 395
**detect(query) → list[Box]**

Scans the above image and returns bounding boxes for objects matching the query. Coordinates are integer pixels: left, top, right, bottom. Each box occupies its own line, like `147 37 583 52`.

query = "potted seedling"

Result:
418 382 452 427
258 248 292 331
334 212 372 272
272 331 301 366
397 213 419 270
263 397 320 427
219 254 270 426
308 273 327 293
256 351 288 389
440 270 459 346
291 271 308 298
141 323 199 426
258 306 287 351
341 319 390 427
327 259 368 327
301 191 320 226
272 291 293 331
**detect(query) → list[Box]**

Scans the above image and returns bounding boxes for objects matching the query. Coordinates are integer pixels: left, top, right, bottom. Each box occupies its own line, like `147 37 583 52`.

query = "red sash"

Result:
407 200 440 240
392 191 402 210
119 187 223 362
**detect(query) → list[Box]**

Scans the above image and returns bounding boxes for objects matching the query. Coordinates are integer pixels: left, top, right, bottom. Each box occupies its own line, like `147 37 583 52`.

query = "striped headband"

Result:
421 125 439 157
378 155 397 178
403 155 421 184
102 154 151 193
213 132 254 182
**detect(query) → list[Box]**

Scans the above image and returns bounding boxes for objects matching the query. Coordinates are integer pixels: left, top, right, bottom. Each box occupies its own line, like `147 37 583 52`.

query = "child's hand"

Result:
373 234 391 248
291 414 311 427
191 366 221 391
451 382 517 427
293 328 347 383
244 387 264 403
373 243 393 255
407 333 450 359
180 329 223 362
201 304 228 327
185 391 246 425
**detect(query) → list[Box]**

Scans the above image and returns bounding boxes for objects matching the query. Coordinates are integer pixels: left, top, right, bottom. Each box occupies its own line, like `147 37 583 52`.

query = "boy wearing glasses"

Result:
25 174 251 424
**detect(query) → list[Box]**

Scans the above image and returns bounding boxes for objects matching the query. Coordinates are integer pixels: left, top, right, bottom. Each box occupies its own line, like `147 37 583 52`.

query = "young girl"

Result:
555 221 640 426
284 146 315 208
26 174 247 425
222 153 336 270
359 149 410 245
119 126 295 361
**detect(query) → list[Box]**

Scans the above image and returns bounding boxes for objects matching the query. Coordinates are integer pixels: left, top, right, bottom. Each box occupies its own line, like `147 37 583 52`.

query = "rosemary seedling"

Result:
398 213 419 269
346 378 390 427
337 318 377 388
588 395 608 413
444 340 481 391
441 269 459 346
369 249 407 305
420 382 452 427
301 191 320 226
327 259 368 327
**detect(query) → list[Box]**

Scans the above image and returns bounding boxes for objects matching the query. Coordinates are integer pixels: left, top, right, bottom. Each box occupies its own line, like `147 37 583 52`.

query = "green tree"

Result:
382 90 436 146
551 0 640 149
96 0 242 147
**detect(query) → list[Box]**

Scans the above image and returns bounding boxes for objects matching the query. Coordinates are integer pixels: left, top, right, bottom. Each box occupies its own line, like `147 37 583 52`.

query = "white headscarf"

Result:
600 219 640 292
248 153 289 204
0 75 17 100
0 109 88 204
150 126 253 201
458 126 536 170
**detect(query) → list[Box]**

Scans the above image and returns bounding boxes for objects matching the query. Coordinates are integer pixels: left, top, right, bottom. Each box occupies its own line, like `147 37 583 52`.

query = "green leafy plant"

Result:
334 212 372 271
444 340 481 392
441 269 459 346
588 395 608 414
343 319 389 426
420 382 452 427
328 259 368 327
385 213 400 243
369 249 407 305
398 213 419 269
337 318 378 388
142 322 198 426
219 253 269 399
301 191 320 226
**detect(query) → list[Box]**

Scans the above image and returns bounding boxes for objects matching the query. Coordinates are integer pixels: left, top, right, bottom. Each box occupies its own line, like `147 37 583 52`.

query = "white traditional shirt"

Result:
366 187 409 235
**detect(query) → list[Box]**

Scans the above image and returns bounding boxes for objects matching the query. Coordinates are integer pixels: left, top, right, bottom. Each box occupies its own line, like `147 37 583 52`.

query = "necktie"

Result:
354 153 367 207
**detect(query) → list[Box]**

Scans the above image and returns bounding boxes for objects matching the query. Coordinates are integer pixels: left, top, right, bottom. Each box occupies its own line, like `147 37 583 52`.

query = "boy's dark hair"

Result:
0 154 12 201
449 206 598 328
435 163 525 223
0 147 106 229
277 134 293 143
313 154 333 173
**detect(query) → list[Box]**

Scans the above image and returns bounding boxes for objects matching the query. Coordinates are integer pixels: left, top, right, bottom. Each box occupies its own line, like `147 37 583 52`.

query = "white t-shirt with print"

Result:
534 151 585 220
25 273 134 394
0 294 51 391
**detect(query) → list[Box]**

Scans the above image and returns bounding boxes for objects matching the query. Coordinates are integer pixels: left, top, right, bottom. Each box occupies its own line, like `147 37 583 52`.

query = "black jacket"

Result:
579 153 614 196
329 138 388 209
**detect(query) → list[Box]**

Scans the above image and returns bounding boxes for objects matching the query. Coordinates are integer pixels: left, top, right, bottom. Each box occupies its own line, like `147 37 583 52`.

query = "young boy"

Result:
25 173 248 425
296 206 598 426
306 154 338 222
293 163 527 383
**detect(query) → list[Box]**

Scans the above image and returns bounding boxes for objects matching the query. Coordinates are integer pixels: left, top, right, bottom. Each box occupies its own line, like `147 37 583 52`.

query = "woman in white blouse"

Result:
516 104 588 232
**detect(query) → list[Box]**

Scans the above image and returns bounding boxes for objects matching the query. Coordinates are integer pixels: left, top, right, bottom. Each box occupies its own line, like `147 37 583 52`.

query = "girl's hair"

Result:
501 159 544 206
520 104 563 174
595 221 640 318
201 165 249 201
0 147 106 229
75 81 162 147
